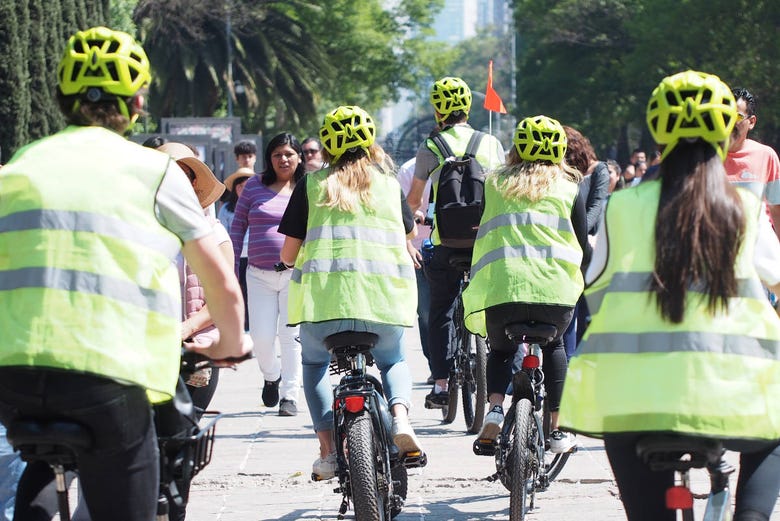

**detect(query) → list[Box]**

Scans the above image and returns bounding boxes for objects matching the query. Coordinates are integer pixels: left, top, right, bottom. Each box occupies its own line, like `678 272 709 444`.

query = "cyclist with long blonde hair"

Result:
278 105 424 480
464 115 590 453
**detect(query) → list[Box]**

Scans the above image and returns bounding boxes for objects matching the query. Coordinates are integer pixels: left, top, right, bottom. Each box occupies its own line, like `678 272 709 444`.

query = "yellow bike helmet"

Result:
57 27 150 119
319 105 376 161
513 115 567 164
646 70 737 161
430 77 472 123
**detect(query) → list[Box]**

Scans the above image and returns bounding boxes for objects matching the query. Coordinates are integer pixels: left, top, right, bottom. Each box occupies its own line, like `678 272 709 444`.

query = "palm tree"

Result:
133 0 328 133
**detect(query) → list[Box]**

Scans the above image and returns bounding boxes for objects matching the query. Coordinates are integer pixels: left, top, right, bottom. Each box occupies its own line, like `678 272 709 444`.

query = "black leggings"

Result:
484 302 574 410
604 433 780 521
0 369 158 521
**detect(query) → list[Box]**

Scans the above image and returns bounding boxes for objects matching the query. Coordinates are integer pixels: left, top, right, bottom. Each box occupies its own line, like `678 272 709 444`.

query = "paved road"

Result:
184 330 780 521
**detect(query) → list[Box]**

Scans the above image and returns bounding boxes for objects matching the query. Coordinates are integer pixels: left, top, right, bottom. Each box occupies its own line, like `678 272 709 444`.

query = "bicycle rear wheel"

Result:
509 399 534 521
463 334 487 434
345 412 386 521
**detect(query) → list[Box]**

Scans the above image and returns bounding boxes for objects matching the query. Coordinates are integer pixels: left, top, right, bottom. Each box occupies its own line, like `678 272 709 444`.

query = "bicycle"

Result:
473 321 573 521
319 330 427 521
425 251 488 434
636 435 735 521
5 351 239 521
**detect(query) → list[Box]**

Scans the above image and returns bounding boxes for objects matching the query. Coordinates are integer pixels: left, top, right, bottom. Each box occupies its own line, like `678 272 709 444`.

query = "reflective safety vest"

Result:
560 180 780 440
287 167 416 326
463 174 584 337
426 125 504 246
0 126 183 403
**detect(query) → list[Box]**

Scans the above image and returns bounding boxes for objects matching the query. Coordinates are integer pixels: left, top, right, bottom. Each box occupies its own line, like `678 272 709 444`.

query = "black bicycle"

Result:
6 351 231 521
425 252 488 434
474 321 572 521
636 435 734 521
318 331 427 521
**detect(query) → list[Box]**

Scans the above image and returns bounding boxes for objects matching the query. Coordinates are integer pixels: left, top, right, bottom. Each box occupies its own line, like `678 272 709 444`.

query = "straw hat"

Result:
224 167 255 192
158 142 225 208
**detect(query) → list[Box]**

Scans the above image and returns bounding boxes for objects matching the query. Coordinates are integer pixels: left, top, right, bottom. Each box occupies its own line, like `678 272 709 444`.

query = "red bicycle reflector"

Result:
666 486 693 510
522 355 540 369
344 396 365 413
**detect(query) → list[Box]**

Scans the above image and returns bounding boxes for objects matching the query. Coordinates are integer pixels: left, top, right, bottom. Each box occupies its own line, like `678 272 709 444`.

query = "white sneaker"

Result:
476 405 504 442
549 430 576 454
312 452 337 480
392 418 423 455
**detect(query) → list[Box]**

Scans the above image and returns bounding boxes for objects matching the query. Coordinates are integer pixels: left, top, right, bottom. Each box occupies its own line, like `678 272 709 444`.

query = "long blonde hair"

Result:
319 143 396 212
492 146 581 202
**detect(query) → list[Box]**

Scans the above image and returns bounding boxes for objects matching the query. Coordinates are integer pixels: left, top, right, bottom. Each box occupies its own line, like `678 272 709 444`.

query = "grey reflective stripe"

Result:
0 209 181 259
0 267 179 319
730 181 764 199
471 244 581 279
290 258 414 283
305 225 405 246
582 331 780 360
587 272 767 315
477 211 573 239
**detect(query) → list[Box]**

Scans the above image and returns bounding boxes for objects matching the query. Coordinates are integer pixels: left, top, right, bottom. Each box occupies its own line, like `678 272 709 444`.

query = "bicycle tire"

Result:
464 335 488 434
542 399 571 482
442 377 459 423
390 462 408 519
345 412 386 521
510 399 534 521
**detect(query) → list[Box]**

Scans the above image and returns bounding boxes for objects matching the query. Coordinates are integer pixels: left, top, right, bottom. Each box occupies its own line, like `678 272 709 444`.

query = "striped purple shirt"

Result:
230 175 291 271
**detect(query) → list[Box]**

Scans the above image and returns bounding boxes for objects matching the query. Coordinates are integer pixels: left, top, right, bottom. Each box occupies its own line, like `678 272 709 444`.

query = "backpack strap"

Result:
430 133 455 160
465 130 485 158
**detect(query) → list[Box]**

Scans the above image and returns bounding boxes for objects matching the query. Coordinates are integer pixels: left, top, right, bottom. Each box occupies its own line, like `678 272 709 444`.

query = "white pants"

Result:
247 265 301 402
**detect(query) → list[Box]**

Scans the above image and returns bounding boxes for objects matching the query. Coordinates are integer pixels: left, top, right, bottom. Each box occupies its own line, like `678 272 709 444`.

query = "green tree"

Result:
133 0 443 138
0 0 30 162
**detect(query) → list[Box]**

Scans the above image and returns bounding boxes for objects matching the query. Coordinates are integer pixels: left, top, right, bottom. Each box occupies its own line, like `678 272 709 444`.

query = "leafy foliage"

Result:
511 0 780 160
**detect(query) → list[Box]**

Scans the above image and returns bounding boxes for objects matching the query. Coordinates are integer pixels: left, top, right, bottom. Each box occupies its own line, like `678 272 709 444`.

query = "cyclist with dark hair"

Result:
278 105 424 480
0 27 247 521
463 115 589 453
560 70 780 521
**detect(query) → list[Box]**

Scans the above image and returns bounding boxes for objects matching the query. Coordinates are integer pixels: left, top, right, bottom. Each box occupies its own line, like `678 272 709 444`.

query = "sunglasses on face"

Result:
302 148 320 156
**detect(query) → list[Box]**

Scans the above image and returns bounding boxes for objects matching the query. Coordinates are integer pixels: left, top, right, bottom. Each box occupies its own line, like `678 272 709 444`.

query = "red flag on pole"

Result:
483 60 507 114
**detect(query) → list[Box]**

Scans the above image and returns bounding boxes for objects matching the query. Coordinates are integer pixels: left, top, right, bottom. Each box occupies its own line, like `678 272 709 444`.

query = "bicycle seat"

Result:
636 435 724 472
448 252 472 273
505 322 558 346
7 419 93 464
325 331 379 354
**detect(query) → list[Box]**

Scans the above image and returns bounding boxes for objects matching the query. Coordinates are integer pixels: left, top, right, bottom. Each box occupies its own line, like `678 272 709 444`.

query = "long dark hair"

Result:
261 132 305 186
650 140 745 323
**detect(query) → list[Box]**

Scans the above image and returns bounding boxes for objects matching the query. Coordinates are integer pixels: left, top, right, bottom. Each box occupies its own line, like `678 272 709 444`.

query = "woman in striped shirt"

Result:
230 132 306 416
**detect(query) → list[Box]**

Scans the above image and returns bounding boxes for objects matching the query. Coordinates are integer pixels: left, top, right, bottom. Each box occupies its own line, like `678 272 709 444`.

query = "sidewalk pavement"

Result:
184 329 780 520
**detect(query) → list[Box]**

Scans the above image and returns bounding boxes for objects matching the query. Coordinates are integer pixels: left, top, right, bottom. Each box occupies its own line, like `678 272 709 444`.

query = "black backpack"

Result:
429 130 486 248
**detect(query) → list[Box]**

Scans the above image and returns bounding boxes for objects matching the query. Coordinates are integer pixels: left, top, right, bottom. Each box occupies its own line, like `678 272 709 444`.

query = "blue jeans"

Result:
300 320 412 432
0 424 24 521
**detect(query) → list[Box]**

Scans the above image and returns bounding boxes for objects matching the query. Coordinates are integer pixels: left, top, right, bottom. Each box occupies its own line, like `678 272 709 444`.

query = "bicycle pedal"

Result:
473 439 497 456
402 451 428 468
311 472 332 482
